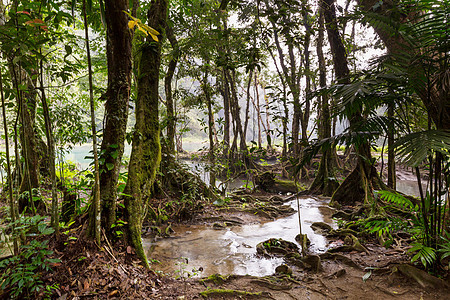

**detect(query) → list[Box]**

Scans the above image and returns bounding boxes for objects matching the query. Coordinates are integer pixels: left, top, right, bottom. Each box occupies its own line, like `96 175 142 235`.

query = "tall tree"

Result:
99 0 133 230
321 0 384 206
124 0 167 267
308 8 339 196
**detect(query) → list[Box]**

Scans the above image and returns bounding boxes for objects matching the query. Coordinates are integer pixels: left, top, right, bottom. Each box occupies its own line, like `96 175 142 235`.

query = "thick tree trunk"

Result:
100 0 133 230
123 0 166 267
321 0 385 206
309 8 338 196
9 62 43 213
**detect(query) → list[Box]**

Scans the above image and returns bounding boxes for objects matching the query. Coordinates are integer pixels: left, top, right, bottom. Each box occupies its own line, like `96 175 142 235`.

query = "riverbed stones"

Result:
256 238 299 257
275 264 293 275
310 222 333 234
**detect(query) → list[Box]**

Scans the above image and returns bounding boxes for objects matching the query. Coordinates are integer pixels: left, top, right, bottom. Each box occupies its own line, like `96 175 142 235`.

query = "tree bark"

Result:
308 8 339 196
84 0 102 244
123 0 166 267
164 24 179 155
321 0 385 206
387 102 396 189
100 0 133 230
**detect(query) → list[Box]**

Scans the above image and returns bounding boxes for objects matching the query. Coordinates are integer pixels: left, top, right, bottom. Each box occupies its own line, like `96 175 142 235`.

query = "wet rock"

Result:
301 255 322 272
310 222 333 234
256 238 299 257
275 264 292 275
212 222 226 229
295 234 311 246
332 210 353 220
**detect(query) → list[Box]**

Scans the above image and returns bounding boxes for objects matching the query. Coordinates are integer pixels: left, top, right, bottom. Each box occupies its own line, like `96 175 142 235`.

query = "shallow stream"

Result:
144 196 337 277
144 178 422 277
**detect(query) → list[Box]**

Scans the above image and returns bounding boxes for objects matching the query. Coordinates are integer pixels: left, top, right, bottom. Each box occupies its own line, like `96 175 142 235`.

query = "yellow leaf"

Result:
128 20 137 29
137 26 148 36
141 23 159 36
149 32 159 42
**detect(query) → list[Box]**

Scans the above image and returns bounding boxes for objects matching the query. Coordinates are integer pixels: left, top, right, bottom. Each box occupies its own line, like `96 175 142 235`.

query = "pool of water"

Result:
144 196 336 277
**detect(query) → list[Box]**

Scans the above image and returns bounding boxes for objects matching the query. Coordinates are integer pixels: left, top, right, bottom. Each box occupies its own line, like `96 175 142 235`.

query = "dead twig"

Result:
101 229 129 276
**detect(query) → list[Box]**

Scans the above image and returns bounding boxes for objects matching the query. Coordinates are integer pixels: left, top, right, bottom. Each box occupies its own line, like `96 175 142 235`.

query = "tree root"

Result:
394 264 450 290
199 289 274 299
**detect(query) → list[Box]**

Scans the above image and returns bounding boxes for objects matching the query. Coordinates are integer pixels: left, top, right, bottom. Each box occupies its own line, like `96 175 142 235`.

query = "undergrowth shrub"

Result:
0 215 60 299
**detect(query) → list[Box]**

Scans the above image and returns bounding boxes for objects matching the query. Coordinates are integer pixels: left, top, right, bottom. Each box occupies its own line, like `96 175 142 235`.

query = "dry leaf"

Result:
83 279 90 291
108 290 119 297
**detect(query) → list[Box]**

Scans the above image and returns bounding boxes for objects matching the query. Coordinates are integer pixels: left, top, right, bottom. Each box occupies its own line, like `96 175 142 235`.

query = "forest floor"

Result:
1 161 449 299
39 191 449 299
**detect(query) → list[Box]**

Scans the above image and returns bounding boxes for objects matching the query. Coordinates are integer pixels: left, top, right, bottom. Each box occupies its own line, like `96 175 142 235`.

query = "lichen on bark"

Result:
123 0 167 268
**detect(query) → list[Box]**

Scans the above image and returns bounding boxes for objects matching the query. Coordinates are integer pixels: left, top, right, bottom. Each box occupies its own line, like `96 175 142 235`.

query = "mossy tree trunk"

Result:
99 0 133 231
123 0 166 268
321 0 385 206
308 8 338 196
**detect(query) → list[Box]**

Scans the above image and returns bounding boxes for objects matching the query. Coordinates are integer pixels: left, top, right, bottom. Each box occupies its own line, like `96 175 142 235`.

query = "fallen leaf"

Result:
83 279 90 291
109 290 119 297
127 246 132 254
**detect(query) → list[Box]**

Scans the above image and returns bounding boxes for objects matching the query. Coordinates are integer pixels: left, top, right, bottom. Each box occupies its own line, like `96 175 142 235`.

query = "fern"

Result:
375 190 416 211
408 242 436 269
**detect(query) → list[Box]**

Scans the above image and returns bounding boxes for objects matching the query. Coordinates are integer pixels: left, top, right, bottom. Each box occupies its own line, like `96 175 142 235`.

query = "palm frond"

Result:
394 130 450 167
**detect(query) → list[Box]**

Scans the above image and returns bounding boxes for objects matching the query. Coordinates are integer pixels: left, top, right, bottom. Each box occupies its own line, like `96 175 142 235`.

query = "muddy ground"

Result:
1 161 449 299
148 192 449 300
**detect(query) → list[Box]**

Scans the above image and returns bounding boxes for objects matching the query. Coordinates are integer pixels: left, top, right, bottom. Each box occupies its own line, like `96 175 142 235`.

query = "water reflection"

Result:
144 197 336 277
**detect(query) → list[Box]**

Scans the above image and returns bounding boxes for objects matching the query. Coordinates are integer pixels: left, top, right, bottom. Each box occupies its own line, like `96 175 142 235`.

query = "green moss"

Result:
199 289 264 298
200 274 230 285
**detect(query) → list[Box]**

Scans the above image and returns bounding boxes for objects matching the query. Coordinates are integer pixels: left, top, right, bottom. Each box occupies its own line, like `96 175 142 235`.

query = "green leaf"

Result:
362 271 372 282
106 162 114 170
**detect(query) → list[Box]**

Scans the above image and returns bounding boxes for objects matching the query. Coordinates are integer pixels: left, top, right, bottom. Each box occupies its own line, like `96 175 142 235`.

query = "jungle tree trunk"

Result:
202 64 216 186
321 0 385 206
39 58 58 233
83 0 102 245
387 102 396 189
123 0 166 267
0 64 18 255
243 69 253 145
268 7 303 159
100 0 133 230
308 8 339 196
227 69 250 167
164 24 179 155
300 5 312 145
11 63 39 213
222 71 231 159
255 72 262 148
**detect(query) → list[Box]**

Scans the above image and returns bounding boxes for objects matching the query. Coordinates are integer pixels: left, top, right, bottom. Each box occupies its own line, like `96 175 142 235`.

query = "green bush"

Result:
0 215 60 299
